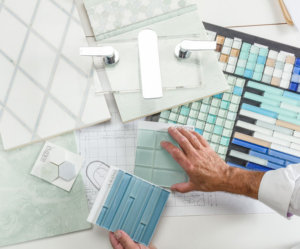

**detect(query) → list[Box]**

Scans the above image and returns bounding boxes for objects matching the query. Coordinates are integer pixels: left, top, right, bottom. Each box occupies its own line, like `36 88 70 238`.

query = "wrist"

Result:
223 166 265 199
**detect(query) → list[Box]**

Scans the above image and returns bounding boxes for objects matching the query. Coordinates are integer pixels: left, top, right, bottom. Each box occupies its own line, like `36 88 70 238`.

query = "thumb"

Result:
114 230 138 249
171 182 194 193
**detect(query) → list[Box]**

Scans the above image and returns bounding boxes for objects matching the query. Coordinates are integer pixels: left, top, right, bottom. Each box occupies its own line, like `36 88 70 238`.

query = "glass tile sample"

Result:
0 0 111 150
134 121 191 187
82 1 229 122
87 167 169 246
0 133 91 247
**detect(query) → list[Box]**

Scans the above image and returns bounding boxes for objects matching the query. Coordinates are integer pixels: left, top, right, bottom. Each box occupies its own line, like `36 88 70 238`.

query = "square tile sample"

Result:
87 166 170 246
0 133 91 247
0 0 111 150
31 141 83 191
82 1 229 122
134 121 193 187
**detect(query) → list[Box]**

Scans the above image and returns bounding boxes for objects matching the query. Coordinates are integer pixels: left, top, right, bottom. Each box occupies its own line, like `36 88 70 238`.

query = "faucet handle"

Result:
80 46 119 65
175 40 217 59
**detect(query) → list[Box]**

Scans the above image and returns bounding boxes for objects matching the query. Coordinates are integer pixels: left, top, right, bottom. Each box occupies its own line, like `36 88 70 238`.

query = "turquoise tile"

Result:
167 120 176 124
255 64 265 73
257 55 266 64
244 92 280 106
246 61 256 70
264 92 299 106
248 81 284 95
244 69 253 78
278 114 300 125
214 93 223 99
136 149 154 166
195 128 203 135
180 106 190 116
220 100 230 109
214 125 223 135
235 66 245 76
283 91 300 101
252 72 262 81
220 136 230 146
239 51 249 60
260 103 297 118
137 130 156 148
241 42 251 52
160 111 170 119
233 86 243 96
248 54 258 63
241 103 278 118
207 114 217 124
259 48 269 57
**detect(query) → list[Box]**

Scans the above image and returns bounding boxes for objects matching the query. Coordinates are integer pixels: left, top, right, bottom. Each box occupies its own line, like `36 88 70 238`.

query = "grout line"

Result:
31 2 76 140
226 22 288 29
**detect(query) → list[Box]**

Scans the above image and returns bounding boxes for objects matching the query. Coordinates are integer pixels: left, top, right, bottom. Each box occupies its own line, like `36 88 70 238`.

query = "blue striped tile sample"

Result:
95 170 169 246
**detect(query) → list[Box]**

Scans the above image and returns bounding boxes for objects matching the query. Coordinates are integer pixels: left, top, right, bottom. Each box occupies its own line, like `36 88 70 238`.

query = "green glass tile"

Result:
154 150 184 171
137 130 156 148
248 81 284 95
231 95 241 104
200 104 209 113
216 117 225 126
191 101 201 110
210 143 219 152
259 48 269 56
227 75 236 85
204 123 214 132
169 112 179 121
180 106 190 116
248 54 258 63
244 92 281 106
246 61 255 70
189 109 199 118
152 169 187 187
237 59 247 68
222 128 232 137
177 115 187 124
211 134 221 143
236 78 246 87
160 110 171 119
264 92 299 106
207 114 217 124
218 109 228 118
135 149 154 166
158 118 167 123
202 97 212 105
239 51 249 60
211 98 221 107
250 45 260 54
171 107 180 113
235 66 245 76
203 131 212 141
261 103 297 118
220 100 230 109
187 118 196 126
229 103 239 112
213 125 223 135
275 61 284 70
134 167 152 182
218 145 228 155
209 106 218 115
241 42 251 52
252 72 262 81
195 120 205 129
198 112 208 120
278 114 300 125
255 64 265 73
227 111 237 120
155 131 177 149
220 136 230 146
224 120 234 129
222 93 232 101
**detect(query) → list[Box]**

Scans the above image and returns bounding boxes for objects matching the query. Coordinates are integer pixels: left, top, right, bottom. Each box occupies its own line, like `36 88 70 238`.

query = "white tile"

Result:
232 38 242 49
280 102 300 113
271 143 300 158
221 46 231 55
240 109 276 124
0 9 27 62
229 150 268 166
290 143 300 151
228 57 237 65
61 19 92 75
273 68 283 78
281 71 291 81
37 98 76 138
224 38 233 47
0 111 32 149
19 32 56 88
52 0 73 12
253 131 290 147
273 131 300 145
280 79 290 89
294 131 300 138
218 61 226 70
268 50 278 59
284 63 294 73
225 64 235 73
0 54 14 102
256 120 293 135
277 52 287 62
236 120 273 136
264 66 274 76
51 59 86 116
6 71 44 130
32 0 68 49
4 0 37 24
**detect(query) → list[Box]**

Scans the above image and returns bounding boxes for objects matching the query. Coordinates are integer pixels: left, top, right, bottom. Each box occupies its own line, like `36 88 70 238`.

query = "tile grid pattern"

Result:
0 0 110 150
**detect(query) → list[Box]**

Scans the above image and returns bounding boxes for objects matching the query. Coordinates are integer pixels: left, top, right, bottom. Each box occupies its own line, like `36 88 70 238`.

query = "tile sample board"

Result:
87 166 170 246
134 121 191 187
82 0 228 122
151 22 300 172
0 0 111 150
0 133 91 247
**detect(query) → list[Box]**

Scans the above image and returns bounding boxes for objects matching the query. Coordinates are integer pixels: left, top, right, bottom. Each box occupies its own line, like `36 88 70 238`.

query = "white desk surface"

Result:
4 2 300 249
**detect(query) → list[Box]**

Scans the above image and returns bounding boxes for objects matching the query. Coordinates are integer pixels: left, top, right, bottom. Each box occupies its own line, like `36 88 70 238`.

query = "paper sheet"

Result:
284 0 300 31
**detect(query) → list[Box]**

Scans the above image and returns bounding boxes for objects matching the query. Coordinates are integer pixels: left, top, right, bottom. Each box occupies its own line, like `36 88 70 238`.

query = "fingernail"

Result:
114 230 121 240
169 126 175 131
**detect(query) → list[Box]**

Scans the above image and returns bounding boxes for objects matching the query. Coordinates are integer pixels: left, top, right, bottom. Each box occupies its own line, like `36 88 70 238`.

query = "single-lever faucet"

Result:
80 46 119 65
175 40 217 59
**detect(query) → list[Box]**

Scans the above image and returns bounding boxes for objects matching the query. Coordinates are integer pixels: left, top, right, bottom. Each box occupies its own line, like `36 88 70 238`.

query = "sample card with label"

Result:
0 0 111 150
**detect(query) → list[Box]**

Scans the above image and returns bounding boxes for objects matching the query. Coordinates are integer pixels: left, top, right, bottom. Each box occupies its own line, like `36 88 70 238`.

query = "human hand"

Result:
161 127 264 199
109 230 157 249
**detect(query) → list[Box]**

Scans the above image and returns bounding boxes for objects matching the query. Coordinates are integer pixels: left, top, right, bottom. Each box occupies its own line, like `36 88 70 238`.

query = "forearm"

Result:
223 166 265 199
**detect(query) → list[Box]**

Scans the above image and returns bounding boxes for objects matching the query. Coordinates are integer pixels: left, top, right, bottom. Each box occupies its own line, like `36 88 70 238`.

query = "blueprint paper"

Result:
0 133 91 247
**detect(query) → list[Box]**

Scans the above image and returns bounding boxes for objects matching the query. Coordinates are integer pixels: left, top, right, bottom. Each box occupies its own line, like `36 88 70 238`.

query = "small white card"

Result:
31 142 83 191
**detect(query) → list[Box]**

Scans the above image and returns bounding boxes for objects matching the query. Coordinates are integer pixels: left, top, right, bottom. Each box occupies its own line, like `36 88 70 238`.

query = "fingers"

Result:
109 232 124 249
114 230 138 249
160 141 192 171
178 128 202 149
171 182 194 193
149 244 157 249
191 131 210 148
168 127 197 155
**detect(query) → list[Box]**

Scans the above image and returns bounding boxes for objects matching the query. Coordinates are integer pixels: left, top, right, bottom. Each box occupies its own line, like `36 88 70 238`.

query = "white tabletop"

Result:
5 1 300 249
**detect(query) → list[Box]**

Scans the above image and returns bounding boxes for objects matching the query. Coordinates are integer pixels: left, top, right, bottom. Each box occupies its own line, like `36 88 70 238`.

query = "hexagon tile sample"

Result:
59 161 76 181
40 162 59 182
49 147 65 165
